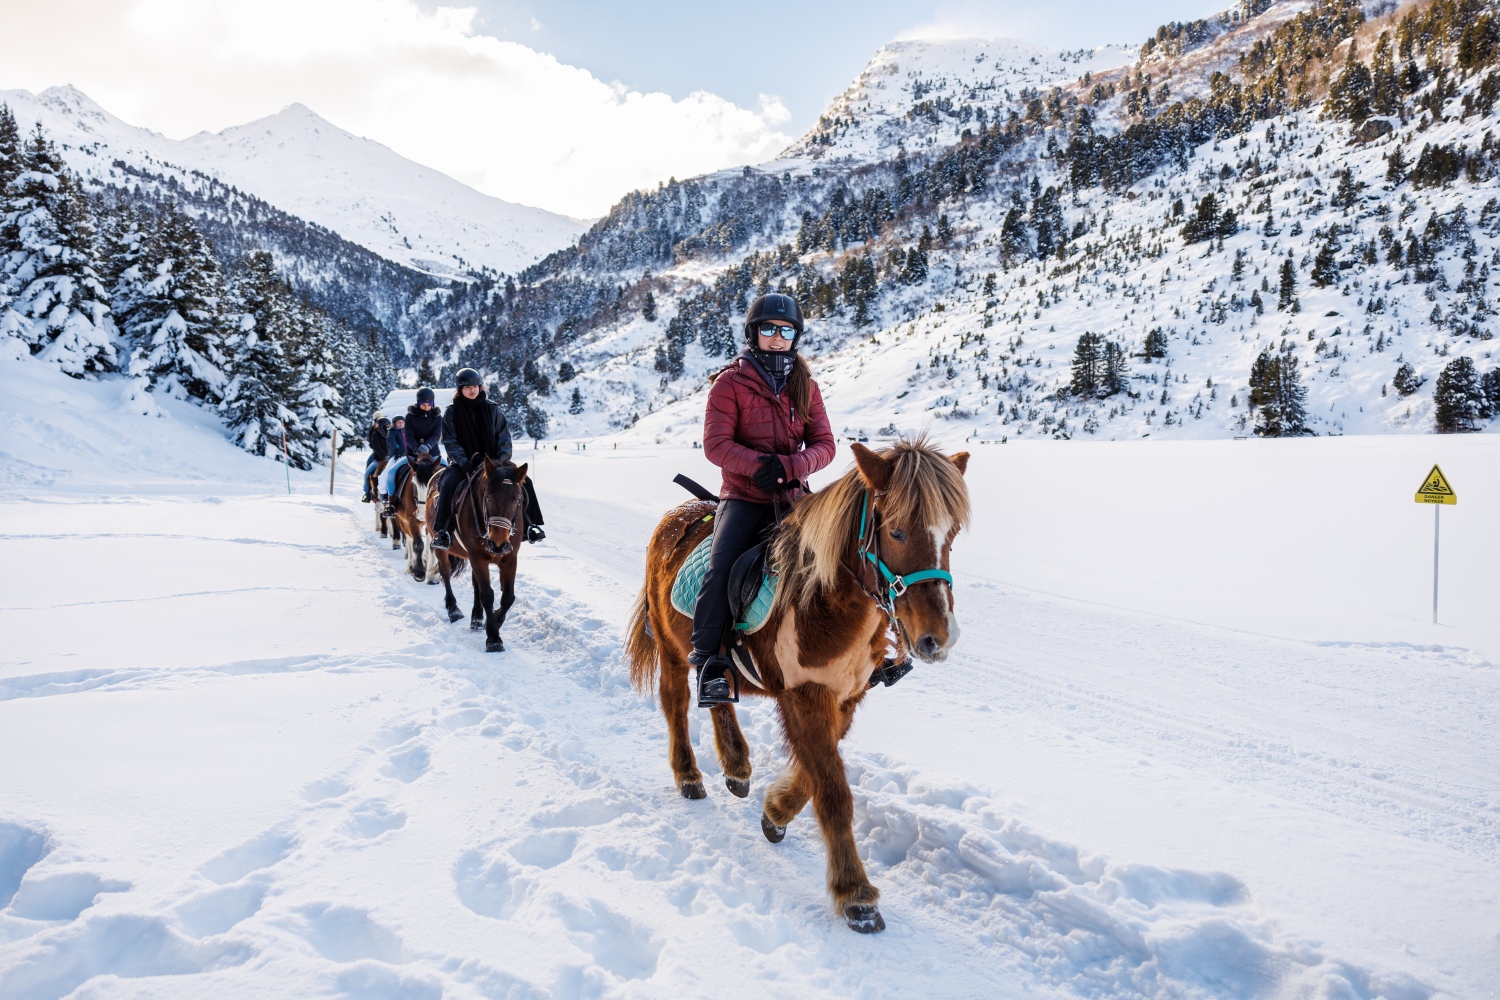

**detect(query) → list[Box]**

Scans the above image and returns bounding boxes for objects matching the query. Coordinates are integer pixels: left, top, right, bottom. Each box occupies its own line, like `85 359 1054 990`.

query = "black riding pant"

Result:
690 499 775 655
433 466 545 534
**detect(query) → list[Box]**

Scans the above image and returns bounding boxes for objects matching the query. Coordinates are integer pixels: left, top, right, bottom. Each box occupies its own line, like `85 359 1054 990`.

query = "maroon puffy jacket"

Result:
703 354 837 503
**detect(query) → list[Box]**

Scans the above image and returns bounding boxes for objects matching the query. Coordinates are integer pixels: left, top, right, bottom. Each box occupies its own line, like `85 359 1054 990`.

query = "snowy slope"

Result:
787 38 1135 161
1 351 1496 994
0 86 585 277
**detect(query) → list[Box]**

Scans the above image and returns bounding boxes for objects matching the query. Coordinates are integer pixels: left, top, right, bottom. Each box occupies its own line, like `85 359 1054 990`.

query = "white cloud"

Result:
0 0 794 218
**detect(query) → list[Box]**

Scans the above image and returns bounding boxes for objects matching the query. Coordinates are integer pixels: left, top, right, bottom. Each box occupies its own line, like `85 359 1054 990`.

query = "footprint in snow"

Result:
198 829 298 885
508 830 578 869
6 870 131 921
453 850 530 920
342 800 408 840
176 879 267 938
0 821 51 909
296 902 407 964
380 745 431 783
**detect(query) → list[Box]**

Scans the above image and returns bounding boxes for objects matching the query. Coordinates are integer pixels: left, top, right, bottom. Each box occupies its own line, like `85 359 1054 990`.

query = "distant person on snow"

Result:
381 387 444 515
362 414 391 502
431 368 545 551
689 292 835 707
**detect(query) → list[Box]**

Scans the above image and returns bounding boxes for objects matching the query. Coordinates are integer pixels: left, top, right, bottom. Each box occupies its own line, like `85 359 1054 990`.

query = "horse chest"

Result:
772 605 882 703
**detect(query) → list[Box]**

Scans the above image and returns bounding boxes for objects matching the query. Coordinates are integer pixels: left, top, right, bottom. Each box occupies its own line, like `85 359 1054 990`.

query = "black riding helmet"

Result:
743 292 804 342
376 416 392 429
454 367 483 388
416 386 436 405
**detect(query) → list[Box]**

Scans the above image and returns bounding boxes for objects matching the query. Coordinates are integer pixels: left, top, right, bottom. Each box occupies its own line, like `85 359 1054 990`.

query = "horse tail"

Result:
625 582 659 695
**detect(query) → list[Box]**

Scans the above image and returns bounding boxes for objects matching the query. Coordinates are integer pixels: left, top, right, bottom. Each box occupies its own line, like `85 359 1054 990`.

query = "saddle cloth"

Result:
669 534 777 635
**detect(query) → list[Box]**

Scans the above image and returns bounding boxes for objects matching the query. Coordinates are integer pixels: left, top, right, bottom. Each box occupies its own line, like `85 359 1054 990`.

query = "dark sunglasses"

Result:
756 322 798 341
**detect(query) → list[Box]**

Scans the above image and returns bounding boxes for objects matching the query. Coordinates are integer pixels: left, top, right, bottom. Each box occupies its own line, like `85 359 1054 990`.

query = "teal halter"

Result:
857 491 954 603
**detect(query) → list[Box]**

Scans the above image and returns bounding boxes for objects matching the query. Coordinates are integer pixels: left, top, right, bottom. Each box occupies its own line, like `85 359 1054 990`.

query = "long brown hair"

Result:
712 351 815 422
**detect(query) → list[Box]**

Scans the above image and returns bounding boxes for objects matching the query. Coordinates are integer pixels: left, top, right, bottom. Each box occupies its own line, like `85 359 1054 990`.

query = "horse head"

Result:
412 446 440 485
850 441 970 662
479 458 528 557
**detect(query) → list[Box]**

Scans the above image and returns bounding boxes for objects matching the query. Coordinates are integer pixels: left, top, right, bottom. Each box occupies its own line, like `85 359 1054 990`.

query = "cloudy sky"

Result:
0 0 1219 219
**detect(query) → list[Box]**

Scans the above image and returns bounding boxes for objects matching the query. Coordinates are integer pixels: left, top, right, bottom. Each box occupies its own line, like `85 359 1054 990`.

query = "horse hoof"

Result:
842 903 885 934
726 777 750 798
447 609 464 623
760 812 786 843
470 619 483 631
486 639 504 653
680 781 707 800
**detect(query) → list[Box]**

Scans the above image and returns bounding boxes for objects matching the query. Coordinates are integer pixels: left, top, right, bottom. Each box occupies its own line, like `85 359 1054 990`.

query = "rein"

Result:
475 468 524 553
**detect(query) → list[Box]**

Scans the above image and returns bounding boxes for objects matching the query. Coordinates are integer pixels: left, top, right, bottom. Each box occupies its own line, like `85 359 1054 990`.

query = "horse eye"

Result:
889 528 907 543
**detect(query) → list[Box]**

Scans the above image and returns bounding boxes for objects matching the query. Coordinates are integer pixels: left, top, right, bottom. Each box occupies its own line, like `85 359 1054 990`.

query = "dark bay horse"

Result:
389 450 442 583
426 459 529 652
625 439 970 933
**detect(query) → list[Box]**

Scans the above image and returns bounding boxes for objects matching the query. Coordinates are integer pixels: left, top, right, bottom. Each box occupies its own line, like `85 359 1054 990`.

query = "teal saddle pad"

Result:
670 534 777 634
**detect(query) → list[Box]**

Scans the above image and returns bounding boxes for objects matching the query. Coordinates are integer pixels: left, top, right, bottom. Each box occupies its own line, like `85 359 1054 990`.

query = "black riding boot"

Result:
431 466 464 550
689 499 776 708
523 478 546 543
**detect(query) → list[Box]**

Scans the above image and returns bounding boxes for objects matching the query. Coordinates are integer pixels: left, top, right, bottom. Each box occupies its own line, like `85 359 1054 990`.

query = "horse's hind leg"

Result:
657 632 704 799
437 554 463 622
778 686 883 932
710 705 752 797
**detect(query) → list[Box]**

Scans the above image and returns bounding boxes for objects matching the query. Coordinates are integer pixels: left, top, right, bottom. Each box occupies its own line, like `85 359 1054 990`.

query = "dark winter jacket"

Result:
386 426 411 460
442 391 512 467
404 404 443 457
367 425 390 462
703 351 836 503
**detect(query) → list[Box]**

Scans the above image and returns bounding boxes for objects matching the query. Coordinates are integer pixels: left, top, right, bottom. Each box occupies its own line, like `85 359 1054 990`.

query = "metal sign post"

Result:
1413 464 1457 624
280 422 292 495
329 428 338 495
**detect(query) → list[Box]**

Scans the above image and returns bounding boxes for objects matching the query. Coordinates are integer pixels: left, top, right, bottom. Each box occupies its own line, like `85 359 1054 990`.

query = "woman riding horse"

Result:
362 414 391 503
381 387 444 515
431 368 545 551
690 293 836 707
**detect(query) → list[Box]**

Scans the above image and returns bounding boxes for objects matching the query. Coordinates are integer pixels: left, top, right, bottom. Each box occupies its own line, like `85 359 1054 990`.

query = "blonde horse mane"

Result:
770 436 971 611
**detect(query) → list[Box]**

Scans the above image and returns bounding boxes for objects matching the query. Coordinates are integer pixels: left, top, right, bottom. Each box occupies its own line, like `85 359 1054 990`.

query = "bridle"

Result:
843 489 955 681
475 466 525 553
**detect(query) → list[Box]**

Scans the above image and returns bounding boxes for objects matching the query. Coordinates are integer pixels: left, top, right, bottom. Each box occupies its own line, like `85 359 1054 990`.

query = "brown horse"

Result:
625 439 970 933
425 459 529 651
389 451 443 583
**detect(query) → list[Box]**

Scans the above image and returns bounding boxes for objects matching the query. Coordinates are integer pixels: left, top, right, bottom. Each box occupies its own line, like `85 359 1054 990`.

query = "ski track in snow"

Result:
0 479 1469 999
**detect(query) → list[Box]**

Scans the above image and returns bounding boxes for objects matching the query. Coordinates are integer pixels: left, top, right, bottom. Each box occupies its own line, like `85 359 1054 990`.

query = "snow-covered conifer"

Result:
0 125 116 375
221 251 313 467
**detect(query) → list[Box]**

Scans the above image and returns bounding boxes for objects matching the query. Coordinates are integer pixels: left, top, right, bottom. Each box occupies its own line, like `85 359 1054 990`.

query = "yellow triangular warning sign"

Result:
1414 464 1457 505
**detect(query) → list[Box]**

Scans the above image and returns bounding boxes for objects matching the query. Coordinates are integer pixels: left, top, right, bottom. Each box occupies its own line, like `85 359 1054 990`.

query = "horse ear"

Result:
850 442 891 491
482 457 494 473
949 451 970 476
514 463 528 483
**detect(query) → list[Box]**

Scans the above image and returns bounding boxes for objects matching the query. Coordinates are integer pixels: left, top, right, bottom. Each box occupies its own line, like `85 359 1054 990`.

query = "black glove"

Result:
452 455 471 475
752 454 787 493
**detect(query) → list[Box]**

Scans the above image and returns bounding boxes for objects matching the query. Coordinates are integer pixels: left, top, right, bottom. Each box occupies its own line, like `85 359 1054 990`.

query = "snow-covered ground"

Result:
1 355 1496 998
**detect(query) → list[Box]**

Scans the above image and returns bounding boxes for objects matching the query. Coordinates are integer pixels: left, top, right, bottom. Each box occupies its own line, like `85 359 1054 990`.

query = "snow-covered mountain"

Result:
0 85 585 277
433 0 1500 446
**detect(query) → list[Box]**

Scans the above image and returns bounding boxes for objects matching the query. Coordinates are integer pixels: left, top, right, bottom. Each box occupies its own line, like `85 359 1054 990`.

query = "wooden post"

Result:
280 422 291 495
329 428 338 495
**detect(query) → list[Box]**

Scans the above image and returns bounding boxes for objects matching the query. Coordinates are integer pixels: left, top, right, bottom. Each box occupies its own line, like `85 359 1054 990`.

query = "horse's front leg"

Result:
410 531 427 582
474 559 502 652
777 685 883 933
469 559 488 632
436 552 463 622
491 553 517 639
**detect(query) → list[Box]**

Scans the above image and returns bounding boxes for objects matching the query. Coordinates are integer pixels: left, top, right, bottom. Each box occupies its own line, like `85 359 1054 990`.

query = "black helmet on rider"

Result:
743 292 804 342
376 416 392 429
454 368 484 388
416 386 436 405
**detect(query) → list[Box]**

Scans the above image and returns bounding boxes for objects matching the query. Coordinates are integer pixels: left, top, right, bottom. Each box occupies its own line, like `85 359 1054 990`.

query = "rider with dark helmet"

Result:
690 292 836 706
380 386 444 515
362 414 392 502
431 368 546 551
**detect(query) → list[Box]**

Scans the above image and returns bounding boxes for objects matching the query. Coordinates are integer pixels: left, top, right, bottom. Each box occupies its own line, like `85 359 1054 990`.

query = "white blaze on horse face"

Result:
928 517 960 654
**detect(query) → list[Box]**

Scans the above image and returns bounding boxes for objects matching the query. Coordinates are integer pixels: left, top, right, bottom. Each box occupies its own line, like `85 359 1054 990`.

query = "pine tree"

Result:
1386 144 1408 183
1142 327 1168 361
937 214 954 245
642 291 657 322
1433 356 1486 432
1099 342 1127 396
568 385 584 414
1311 233 1340 287
0 125 116 375
416 357 437 386
557 360 576 382
1249 347 1308 436
1277 256 1297 309
1482 367 1500 413
1370 32 1401 115
1325 45 1374 123
1069 332 1104 396
1000 197 1030 261
1333 167 1358 209
221 251 312 467
0 104 20 212
1392 360 1421 396
120 207 229 403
